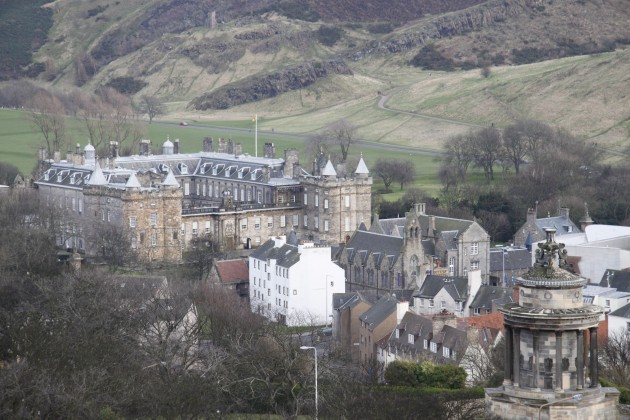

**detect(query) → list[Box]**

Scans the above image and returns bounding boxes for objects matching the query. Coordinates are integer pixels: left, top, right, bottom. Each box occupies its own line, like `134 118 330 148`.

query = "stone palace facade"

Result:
35 138 372 262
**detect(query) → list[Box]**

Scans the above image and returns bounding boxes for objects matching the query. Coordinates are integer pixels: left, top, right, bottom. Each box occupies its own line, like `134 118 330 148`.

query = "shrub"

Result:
317 26 343 47
105 77 147 95
367 23 394 34
410 44 455 71
384 360 467 389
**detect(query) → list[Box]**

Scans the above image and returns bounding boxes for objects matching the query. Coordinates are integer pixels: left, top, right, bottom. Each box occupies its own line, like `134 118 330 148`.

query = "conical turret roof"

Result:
322 159 337 177
87 162 108 186
355 155 369 174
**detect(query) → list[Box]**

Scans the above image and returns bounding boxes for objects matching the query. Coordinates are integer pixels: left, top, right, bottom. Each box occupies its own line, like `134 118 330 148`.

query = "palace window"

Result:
129 216 137 228
471 242 479 255
150 213 157 226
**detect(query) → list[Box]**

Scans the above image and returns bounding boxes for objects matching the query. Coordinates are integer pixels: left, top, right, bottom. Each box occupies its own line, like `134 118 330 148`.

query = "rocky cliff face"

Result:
189 59 353 110
351 0 548 59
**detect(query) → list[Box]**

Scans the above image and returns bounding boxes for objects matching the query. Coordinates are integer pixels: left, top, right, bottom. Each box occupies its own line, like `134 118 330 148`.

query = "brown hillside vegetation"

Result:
307 0 486 23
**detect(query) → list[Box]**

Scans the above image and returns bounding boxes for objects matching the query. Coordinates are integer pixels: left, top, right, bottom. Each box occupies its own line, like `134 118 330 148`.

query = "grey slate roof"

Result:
489 248 532 272
333 290 380 311
346 230 403 258
414 275 468 301
251 242 301 268
439 230 459 250
359 293 398 331
536 216 579 236
599 269 630 292
469 285 514 310
372 217 406 237
610 302 630 318
418 214 472 236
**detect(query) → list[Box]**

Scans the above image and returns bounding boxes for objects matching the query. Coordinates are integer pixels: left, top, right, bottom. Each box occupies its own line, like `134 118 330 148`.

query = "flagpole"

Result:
255 114 258 157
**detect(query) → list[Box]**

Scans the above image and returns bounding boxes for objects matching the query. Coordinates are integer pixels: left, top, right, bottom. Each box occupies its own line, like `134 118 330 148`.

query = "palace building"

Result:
35 138 372 262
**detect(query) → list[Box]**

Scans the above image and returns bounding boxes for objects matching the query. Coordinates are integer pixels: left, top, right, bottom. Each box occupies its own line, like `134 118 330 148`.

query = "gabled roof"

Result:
609 302 630 318
439 230 459 250
599 269 630 292
359 293 398 331
469 286 513 310
418 214 473 235
414 275 468 301
346 230 403 260
464 312 505 331
536 216 579 236
441 324 466 350
250 239 301 268
215 259 249 284
333 290 380 311
371 217 406 237
489 248 532 272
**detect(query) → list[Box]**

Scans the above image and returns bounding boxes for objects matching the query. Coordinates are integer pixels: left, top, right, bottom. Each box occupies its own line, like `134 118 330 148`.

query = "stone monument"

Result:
485 228 620 419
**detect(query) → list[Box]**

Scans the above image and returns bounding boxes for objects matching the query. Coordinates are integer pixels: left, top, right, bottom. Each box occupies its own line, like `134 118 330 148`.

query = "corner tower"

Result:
486 228 619 419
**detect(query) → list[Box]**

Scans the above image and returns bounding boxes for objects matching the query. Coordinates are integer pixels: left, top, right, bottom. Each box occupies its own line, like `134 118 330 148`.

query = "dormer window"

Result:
251 169 260 180
158 163 169 173
178 163 188 175
408 334 415 344
202 163 212 174
214 164 224 175
238 167 249 179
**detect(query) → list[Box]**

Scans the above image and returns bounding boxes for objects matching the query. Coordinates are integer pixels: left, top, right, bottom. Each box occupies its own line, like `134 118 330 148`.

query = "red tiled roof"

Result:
464 312 505 331
215 259 249 284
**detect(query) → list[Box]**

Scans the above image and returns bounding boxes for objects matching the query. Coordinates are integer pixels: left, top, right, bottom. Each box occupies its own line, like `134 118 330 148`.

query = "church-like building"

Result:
35 138 372 262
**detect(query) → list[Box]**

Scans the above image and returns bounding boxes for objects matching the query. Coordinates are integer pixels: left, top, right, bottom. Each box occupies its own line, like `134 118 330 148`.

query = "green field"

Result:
0 109 443 198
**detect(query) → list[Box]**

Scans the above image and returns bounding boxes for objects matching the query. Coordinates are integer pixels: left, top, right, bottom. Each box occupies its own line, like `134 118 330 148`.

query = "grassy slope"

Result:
0 109 442 197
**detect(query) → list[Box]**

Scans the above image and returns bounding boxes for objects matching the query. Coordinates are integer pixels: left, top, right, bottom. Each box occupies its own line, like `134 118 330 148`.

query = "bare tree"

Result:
471 127 503 181
373 158 398 191
600 331 630 388
28 92 67 158
137 95 165 124
394 159 416 190
443 133 475 182
324 119 358 162
503 121 532 174
184 234 223 282
80 89 145 157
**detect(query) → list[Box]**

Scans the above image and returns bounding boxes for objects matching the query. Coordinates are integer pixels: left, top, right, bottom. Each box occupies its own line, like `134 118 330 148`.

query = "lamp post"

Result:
300 346 318 420
502 247 506 287
537 394 582 420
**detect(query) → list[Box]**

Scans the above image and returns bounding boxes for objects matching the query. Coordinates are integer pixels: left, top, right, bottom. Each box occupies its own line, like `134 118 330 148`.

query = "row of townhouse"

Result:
332 291 503 384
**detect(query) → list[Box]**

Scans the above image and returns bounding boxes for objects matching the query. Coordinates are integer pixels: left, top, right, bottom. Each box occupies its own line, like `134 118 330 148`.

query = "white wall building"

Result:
249 235 345 326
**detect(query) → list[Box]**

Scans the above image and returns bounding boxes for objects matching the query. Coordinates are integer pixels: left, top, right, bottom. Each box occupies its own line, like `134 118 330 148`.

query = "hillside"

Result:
0 0 628 152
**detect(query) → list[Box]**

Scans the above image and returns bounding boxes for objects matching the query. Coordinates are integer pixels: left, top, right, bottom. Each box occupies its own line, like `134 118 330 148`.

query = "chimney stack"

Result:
203 137 213 152
264 142 276 158
174 139 180 154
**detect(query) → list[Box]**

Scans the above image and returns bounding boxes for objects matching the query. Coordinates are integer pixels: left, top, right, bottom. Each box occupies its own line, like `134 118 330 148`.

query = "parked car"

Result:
179 122 188 126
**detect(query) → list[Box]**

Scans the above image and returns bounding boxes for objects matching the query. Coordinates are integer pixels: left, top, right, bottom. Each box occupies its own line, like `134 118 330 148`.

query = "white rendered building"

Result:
249 234 345 326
